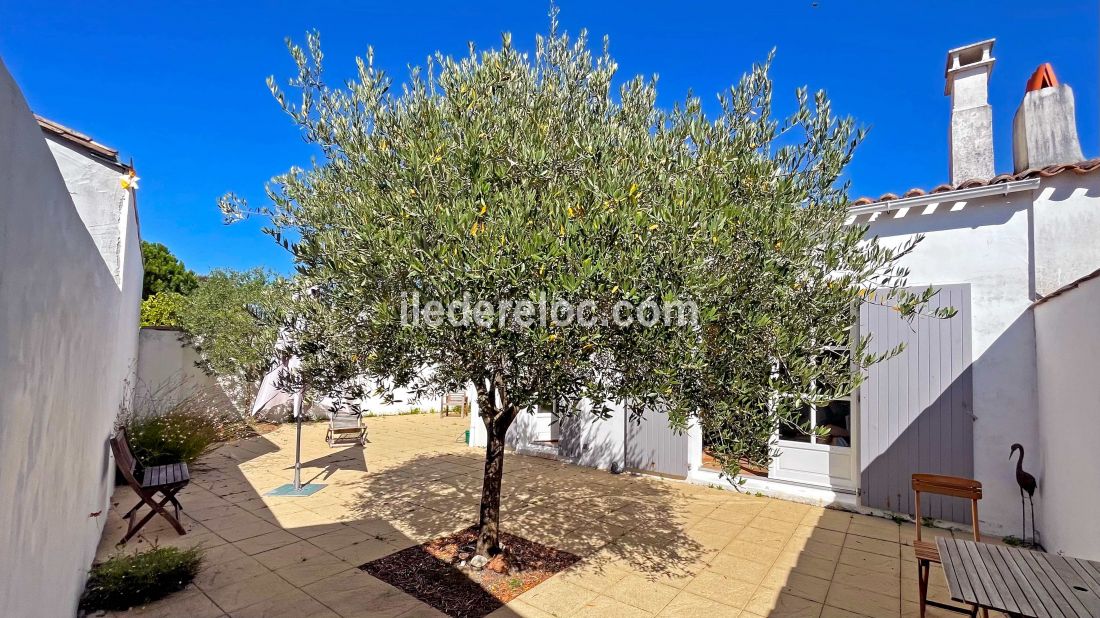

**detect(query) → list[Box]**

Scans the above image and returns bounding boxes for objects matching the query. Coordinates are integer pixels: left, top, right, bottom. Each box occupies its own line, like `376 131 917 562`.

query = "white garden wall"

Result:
136 327 236 413
0 59 142 617
1033 275 1100 561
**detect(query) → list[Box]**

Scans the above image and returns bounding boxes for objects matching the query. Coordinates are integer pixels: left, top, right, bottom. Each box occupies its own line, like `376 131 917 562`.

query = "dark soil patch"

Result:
360 526 580 618
248 421 280 436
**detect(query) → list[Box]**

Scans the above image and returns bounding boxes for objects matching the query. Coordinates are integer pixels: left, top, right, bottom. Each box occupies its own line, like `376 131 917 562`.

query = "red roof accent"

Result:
849 158 1100 208
1025 63 1059 92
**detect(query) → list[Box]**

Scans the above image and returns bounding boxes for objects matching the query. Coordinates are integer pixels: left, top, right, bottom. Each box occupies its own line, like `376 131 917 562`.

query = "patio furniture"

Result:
912 473 985 617
327 408 367 447
110 430 190 543
440 392 469 417
937 537 1100 618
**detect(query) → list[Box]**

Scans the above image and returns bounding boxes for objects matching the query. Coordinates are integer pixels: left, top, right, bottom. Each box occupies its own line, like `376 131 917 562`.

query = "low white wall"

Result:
0 59 142 617
497 400 628 470
136 327 236 414
1034 275 1100 560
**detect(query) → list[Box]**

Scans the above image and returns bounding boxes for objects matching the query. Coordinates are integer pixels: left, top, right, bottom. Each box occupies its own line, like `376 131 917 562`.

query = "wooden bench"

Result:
110 430 190 543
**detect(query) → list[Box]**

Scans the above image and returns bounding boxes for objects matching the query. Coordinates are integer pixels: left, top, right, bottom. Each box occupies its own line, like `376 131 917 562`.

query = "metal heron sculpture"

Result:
1010 443 1037 544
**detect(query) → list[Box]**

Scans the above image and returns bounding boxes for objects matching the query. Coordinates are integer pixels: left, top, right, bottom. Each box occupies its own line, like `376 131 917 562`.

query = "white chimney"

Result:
945 39 996 185
1012 64 1084 172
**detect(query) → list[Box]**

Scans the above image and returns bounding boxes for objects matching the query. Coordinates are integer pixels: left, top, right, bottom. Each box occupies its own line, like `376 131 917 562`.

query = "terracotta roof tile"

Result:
850 158 1100 207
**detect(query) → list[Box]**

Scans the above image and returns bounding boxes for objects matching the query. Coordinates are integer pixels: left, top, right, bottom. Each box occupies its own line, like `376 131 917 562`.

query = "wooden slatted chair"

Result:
110 430 190 543
912 473 985 618
440 392 469 417
327 408 367 447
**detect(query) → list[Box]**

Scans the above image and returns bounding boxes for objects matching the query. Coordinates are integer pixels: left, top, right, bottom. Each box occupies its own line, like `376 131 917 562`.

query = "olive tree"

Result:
222 15 946 557
177 269 288 385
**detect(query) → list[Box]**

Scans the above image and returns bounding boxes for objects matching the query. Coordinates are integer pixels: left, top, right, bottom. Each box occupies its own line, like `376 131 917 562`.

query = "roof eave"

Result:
847 178 1041 217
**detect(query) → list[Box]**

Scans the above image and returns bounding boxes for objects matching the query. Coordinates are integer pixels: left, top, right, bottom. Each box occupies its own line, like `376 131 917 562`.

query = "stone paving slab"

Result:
94 414 1006 617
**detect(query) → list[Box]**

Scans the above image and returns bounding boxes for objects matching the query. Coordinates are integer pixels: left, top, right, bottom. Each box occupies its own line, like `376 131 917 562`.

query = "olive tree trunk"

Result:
476 416 508 556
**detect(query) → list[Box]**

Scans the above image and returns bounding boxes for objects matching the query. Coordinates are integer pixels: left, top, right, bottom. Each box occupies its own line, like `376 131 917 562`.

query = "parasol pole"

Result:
293 391 303 491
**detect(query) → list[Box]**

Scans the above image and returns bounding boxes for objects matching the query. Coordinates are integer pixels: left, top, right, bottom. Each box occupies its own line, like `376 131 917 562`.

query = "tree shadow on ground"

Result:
342 448 707 582
96 418 720 617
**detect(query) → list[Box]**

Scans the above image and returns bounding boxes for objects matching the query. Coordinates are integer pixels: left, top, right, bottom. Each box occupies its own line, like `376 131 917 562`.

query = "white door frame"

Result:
769 329 862 492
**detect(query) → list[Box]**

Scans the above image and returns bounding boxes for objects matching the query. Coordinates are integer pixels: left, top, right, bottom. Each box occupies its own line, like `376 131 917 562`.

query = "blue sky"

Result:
2 1 1096 274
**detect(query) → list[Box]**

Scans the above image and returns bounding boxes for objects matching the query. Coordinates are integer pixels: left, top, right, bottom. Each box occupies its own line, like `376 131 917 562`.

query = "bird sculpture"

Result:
1010 443 1038 545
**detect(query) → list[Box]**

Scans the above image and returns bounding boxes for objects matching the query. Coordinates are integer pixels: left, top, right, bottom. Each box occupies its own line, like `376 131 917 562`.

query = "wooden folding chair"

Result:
110 430 190 543
912 473 986 617
440 392 468 417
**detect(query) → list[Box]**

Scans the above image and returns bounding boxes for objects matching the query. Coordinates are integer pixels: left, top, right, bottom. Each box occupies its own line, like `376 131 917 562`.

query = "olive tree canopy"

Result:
222 15 947 556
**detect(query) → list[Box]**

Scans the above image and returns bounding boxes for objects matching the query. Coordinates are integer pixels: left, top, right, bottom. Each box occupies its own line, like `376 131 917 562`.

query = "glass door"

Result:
770 346 859 490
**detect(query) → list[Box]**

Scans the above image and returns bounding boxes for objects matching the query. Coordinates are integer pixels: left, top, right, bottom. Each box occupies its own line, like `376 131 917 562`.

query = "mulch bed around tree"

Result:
359 526 580 618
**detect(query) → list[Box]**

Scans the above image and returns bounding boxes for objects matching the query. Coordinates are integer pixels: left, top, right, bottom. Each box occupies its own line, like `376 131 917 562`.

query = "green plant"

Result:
222 12 945 558
141 241 198 300
122 384 250 465
140 291 186 327
176 268 288 384
80 546 203 611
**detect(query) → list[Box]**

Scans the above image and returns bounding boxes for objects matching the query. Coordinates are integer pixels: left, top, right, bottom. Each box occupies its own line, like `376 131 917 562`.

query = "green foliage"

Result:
80 547 203 611
175 268 287 383
123 405 220 466
223 13 949 549
141 241 198 300
123 407 222 465
121 382 254 465
140 291 186 327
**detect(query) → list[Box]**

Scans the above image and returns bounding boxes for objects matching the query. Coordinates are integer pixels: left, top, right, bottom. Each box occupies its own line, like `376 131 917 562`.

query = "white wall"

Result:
1033 276 1100 560
0 59 142 618
1033 173 1100 296
495 400 629 470
136 327 235 413
856 191 1040 536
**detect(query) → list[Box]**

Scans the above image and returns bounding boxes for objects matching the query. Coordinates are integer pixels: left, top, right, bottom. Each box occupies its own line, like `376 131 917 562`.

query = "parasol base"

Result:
264 483 326 497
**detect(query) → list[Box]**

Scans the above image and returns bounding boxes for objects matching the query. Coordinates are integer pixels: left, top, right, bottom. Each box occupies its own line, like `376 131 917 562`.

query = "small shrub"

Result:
80 546 203 611
125 408 223 465
140 291 186 327
121 382 252 466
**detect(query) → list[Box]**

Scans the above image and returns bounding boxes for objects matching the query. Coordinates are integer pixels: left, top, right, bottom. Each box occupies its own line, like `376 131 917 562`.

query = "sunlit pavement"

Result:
96 414 1003 617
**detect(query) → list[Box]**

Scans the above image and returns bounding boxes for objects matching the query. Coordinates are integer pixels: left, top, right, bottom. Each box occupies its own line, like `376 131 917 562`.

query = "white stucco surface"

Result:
858 192 1040 537
1034 276 1100 561
0 60 141 617
136 327 236 413
497 400 629 471
1033 173 1100 296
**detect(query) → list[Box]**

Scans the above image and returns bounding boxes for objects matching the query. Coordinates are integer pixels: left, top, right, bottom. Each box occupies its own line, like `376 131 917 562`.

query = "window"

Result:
778 346 852 448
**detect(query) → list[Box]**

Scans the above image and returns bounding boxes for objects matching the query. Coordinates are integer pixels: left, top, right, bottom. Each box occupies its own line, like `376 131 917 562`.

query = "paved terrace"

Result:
97 414 996 617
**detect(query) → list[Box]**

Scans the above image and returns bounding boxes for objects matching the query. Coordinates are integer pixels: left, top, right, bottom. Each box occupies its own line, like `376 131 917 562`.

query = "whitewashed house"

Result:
472 39 1100 554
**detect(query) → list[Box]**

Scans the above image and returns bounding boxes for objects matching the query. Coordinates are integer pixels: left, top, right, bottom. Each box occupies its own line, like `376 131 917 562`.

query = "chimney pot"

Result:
1013 64 1084 172
945 39 996 185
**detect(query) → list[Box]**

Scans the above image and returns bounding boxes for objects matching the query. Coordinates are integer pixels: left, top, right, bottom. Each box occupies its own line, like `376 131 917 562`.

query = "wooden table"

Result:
937 537 1100 618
